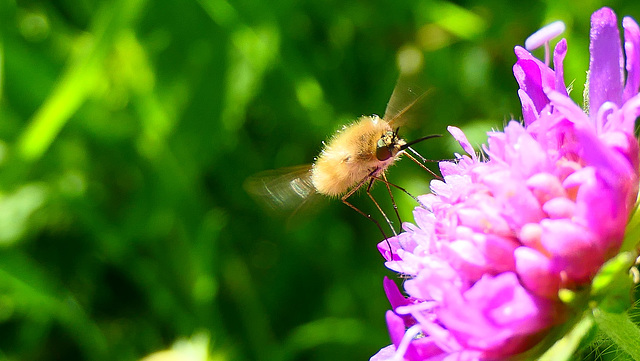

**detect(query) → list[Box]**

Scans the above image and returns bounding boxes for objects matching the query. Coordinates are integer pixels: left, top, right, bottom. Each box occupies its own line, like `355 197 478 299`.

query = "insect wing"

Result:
244 165 319 213
383 77 432 128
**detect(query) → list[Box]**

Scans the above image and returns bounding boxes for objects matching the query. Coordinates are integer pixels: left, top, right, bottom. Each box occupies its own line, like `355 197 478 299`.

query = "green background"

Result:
0 0 639 360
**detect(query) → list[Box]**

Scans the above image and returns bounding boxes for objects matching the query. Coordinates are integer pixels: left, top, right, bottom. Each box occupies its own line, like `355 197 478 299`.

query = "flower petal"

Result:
513 55 554 114
540 219 603 281
370 344 396 361
589 7 624 111
514 246 561 299
384 276 410 310
623 16 640 101
553 39 568 96
518 89 540 126
378 8 640 360
447 126 477 161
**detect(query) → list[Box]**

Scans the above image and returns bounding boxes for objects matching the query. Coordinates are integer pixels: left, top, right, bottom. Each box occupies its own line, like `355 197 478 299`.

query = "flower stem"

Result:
538 315 595 361
621 198 640 253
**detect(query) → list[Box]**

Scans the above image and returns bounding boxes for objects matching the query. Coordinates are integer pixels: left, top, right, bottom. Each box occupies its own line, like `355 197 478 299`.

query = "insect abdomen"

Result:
312 151 369 196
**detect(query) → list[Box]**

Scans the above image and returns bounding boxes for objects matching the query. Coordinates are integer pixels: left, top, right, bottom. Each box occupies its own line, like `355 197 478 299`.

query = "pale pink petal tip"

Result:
447 126 476 160
525 21 566 50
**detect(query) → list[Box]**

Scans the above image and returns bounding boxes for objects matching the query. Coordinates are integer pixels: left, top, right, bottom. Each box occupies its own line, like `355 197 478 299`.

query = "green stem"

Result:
538 315 595 361
621 195 640 253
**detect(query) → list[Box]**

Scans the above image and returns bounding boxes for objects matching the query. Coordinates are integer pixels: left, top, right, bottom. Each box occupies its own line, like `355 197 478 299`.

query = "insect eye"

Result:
376 142 392 161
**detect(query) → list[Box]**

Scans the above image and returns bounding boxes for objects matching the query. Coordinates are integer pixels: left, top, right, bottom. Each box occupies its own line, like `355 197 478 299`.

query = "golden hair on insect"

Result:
311 115 439 197
245 80 441 240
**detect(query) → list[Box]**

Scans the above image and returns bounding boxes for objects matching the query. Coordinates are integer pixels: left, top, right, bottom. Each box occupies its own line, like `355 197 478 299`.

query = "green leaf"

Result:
591 251 635 312
593 308 640 361
16 0 146 161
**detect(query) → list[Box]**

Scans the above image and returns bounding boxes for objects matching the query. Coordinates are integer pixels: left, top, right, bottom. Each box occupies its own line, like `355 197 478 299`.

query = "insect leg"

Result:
365 177 397 237
341 175 390 242
372 175 427 209
406 145 427 163
380 172 402 228
403 151 442 180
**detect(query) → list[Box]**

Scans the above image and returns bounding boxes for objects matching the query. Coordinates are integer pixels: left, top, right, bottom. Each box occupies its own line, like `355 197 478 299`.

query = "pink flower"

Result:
373 7 640 361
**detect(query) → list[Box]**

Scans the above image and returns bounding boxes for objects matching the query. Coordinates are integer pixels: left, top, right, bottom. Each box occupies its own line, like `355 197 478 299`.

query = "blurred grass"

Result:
0 0 638 360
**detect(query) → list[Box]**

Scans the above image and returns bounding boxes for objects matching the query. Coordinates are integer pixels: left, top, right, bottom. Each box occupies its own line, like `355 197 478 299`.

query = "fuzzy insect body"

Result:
312 115 405 197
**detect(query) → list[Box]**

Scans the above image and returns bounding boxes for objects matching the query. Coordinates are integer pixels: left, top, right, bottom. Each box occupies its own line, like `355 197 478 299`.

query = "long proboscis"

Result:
399 134 442 151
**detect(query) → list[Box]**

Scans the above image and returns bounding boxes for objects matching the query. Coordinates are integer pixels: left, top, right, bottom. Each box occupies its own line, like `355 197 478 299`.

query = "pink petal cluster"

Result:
373 8 640 361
